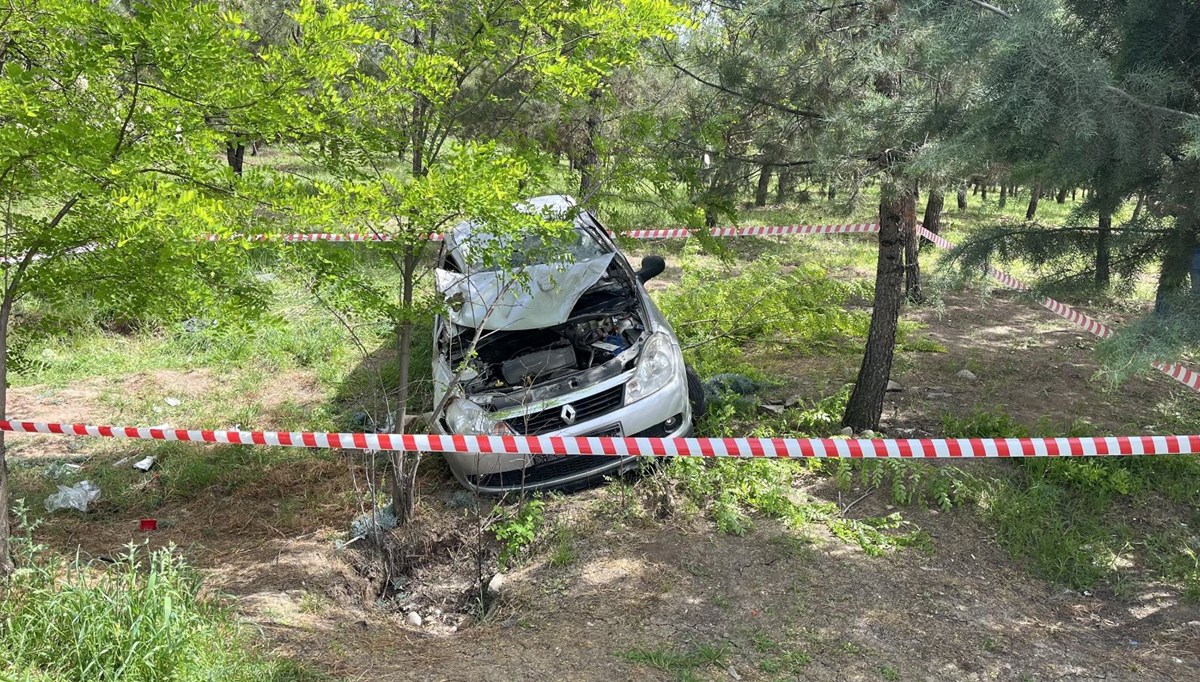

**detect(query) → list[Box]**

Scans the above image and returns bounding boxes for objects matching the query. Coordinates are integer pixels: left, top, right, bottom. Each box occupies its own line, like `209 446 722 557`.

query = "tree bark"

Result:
998 183 1007 208
390 249 421 524
843 183 911 432
1056 188 1068 203
922 189 944 236
1131 192 1146 223
225 141 245 175
1096 209 1112 286
1025 184 1040 220
776 168 795 204
903 186 921 303
956 182 967 211
0 294 11 576
980 183 988 203
1071 188 1077 201
754 165 772 207
1154 228 1194 315
577 88 602 203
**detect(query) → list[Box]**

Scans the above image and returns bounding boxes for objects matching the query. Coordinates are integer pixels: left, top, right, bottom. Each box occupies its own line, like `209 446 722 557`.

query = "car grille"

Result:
471 423 627 490
502 384 625 435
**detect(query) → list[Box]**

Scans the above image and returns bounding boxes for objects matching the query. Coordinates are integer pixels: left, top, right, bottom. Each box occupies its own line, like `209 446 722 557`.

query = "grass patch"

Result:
1 525 316 681
619 642 727 681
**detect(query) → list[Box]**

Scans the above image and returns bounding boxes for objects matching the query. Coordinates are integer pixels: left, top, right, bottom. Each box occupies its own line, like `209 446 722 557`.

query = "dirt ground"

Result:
12 282 1200 681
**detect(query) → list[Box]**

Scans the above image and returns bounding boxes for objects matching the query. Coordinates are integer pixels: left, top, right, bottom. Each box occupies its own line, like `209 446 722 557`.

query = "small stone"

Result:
488 572 506 596
956 369 977 381
405 611 423 627
758 403 785 415
165 397 181 407
785 395 804 408
840 426 854 437
886 380 903 392
860 429 876 438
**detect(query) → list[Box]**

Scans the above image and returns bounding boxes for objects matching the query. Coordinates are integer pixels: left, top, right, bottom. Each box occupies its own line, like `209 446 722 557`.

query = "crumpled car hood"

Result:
435 253 615 331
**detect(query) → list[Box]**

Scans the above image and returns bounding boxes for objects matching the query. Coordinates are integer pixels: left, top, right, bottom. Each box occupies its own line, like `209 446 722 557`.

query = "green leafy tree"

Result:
282 0 683 523
0 0 363 575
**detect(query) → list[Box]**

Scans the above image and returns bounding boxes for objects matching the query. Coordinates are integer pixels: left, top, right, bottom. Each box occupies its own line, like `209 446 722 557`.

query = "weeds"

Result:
619 642 727 680
1 510 311 681
493 497 546 569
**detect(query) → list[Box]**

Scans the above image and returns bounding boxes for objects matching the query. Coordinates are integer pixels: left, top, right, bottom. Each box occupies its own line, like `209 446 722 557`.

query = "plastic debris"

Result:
139 518 158 531
42 461 82 479
349 505 398 540
132 456 156 471
45 480 101 513
703 373 761 399
165 397 181 407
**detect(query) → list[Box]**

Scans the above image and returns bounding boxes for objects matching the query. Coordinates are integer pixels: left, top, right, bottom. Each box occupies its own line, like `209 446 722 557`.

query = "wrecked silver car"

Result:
432 195 704 493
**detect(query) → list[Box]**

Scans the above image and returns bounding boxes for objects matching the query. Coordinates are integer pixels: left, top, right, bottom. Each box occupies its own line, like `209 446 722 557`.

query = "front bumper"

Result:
439 367 691 494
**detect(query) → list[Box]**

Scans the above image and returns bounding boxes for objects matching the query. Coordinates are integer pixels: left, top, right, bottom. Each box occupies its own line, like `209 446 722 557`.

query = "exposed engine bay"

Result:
445 310 645 410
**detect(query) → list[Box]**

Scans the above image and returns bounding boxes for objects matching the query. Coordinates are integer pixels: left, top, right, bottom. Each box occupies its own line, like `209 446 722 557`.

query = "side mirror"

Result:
636 255 666 283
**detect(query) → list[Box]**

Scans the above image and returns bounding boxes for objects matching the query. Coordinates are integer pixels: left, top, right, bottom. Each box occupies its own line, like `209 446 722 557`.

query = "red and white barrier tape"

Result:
203 222 1200 393
204 223 880 243
915 226 1200 391
3 420 1198 458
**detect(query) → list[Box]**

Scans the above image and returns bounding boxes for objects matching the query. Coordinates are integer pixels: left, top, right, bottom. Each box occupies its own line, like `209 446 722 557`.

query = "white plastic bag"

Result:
44 480 101 513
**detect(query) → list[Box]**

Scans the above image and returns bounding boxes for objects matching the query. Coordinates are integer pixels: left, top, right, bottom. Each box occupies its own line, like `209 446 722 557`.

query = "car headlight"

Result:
626 332 680 403
445 398 515 436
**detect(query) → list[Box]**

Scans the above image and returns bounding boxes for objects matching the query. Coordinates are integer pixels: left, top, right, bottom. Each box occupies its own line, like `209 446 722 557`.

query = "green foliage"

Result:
1 528 311 681
493 497 546 569
654 255 870 376
828 514 931 558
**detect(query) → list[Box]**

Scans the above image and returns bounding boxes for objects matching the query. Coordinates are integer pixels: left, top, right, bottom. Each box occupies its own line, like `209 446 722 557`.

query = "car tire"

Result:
685 364 707 426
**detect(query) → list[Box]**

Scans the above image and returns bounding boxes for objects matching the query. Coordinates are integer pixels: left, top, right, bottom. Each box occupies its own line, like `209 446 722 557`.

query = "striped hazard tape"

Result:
914 226 1200 391
204 223 880 243
2 420 1198 458
205 221 1200 392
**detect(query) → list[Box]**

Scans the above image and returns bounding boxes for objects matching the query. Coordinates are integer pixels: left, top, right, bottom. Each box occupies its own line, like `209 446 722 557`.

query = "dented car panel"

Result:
431 195 693 494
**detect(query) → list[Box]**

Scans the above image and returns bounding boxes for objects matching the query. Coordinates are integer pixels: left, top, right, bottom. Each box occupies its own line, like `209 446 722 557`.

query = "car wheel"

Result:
685 364 707 427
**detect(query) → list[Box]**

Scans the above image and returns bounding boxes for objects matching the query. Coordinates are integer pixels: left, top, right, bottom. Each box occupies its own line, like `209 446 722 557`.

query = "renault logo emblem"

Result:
560 404 577 425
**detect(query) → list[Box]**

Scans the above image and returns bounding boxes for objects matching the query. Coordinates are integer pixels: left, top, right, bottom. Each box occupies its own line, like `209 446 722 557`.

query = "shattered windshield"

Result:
448 221 609 273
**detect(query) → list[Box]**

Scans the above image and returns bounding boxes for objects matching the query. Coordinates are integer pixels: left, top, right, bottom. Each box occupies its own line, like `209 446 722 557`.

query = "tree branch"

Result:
660 46 823 120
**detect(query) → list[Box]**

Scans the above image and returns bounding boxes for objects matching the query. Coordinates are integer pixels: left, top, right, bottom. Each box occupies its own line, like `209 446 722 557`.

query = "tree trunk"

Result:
980 183 988 203
1071 188 1077 201
903 185 921 303
0 294 11 577
998 183 1007 208
754 165 772 207
1096 209 1112 287
776 168 795 204
390 249 421 524
921 188 944 253
577 88 602 203
956 182 967 211
1056 188 1068 203
1025 184 1040 220
826 184 837 201
843 183 911 432
225 141 245 175
972 181 979 196
1155 228 1195 315
1131 192 1146 223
